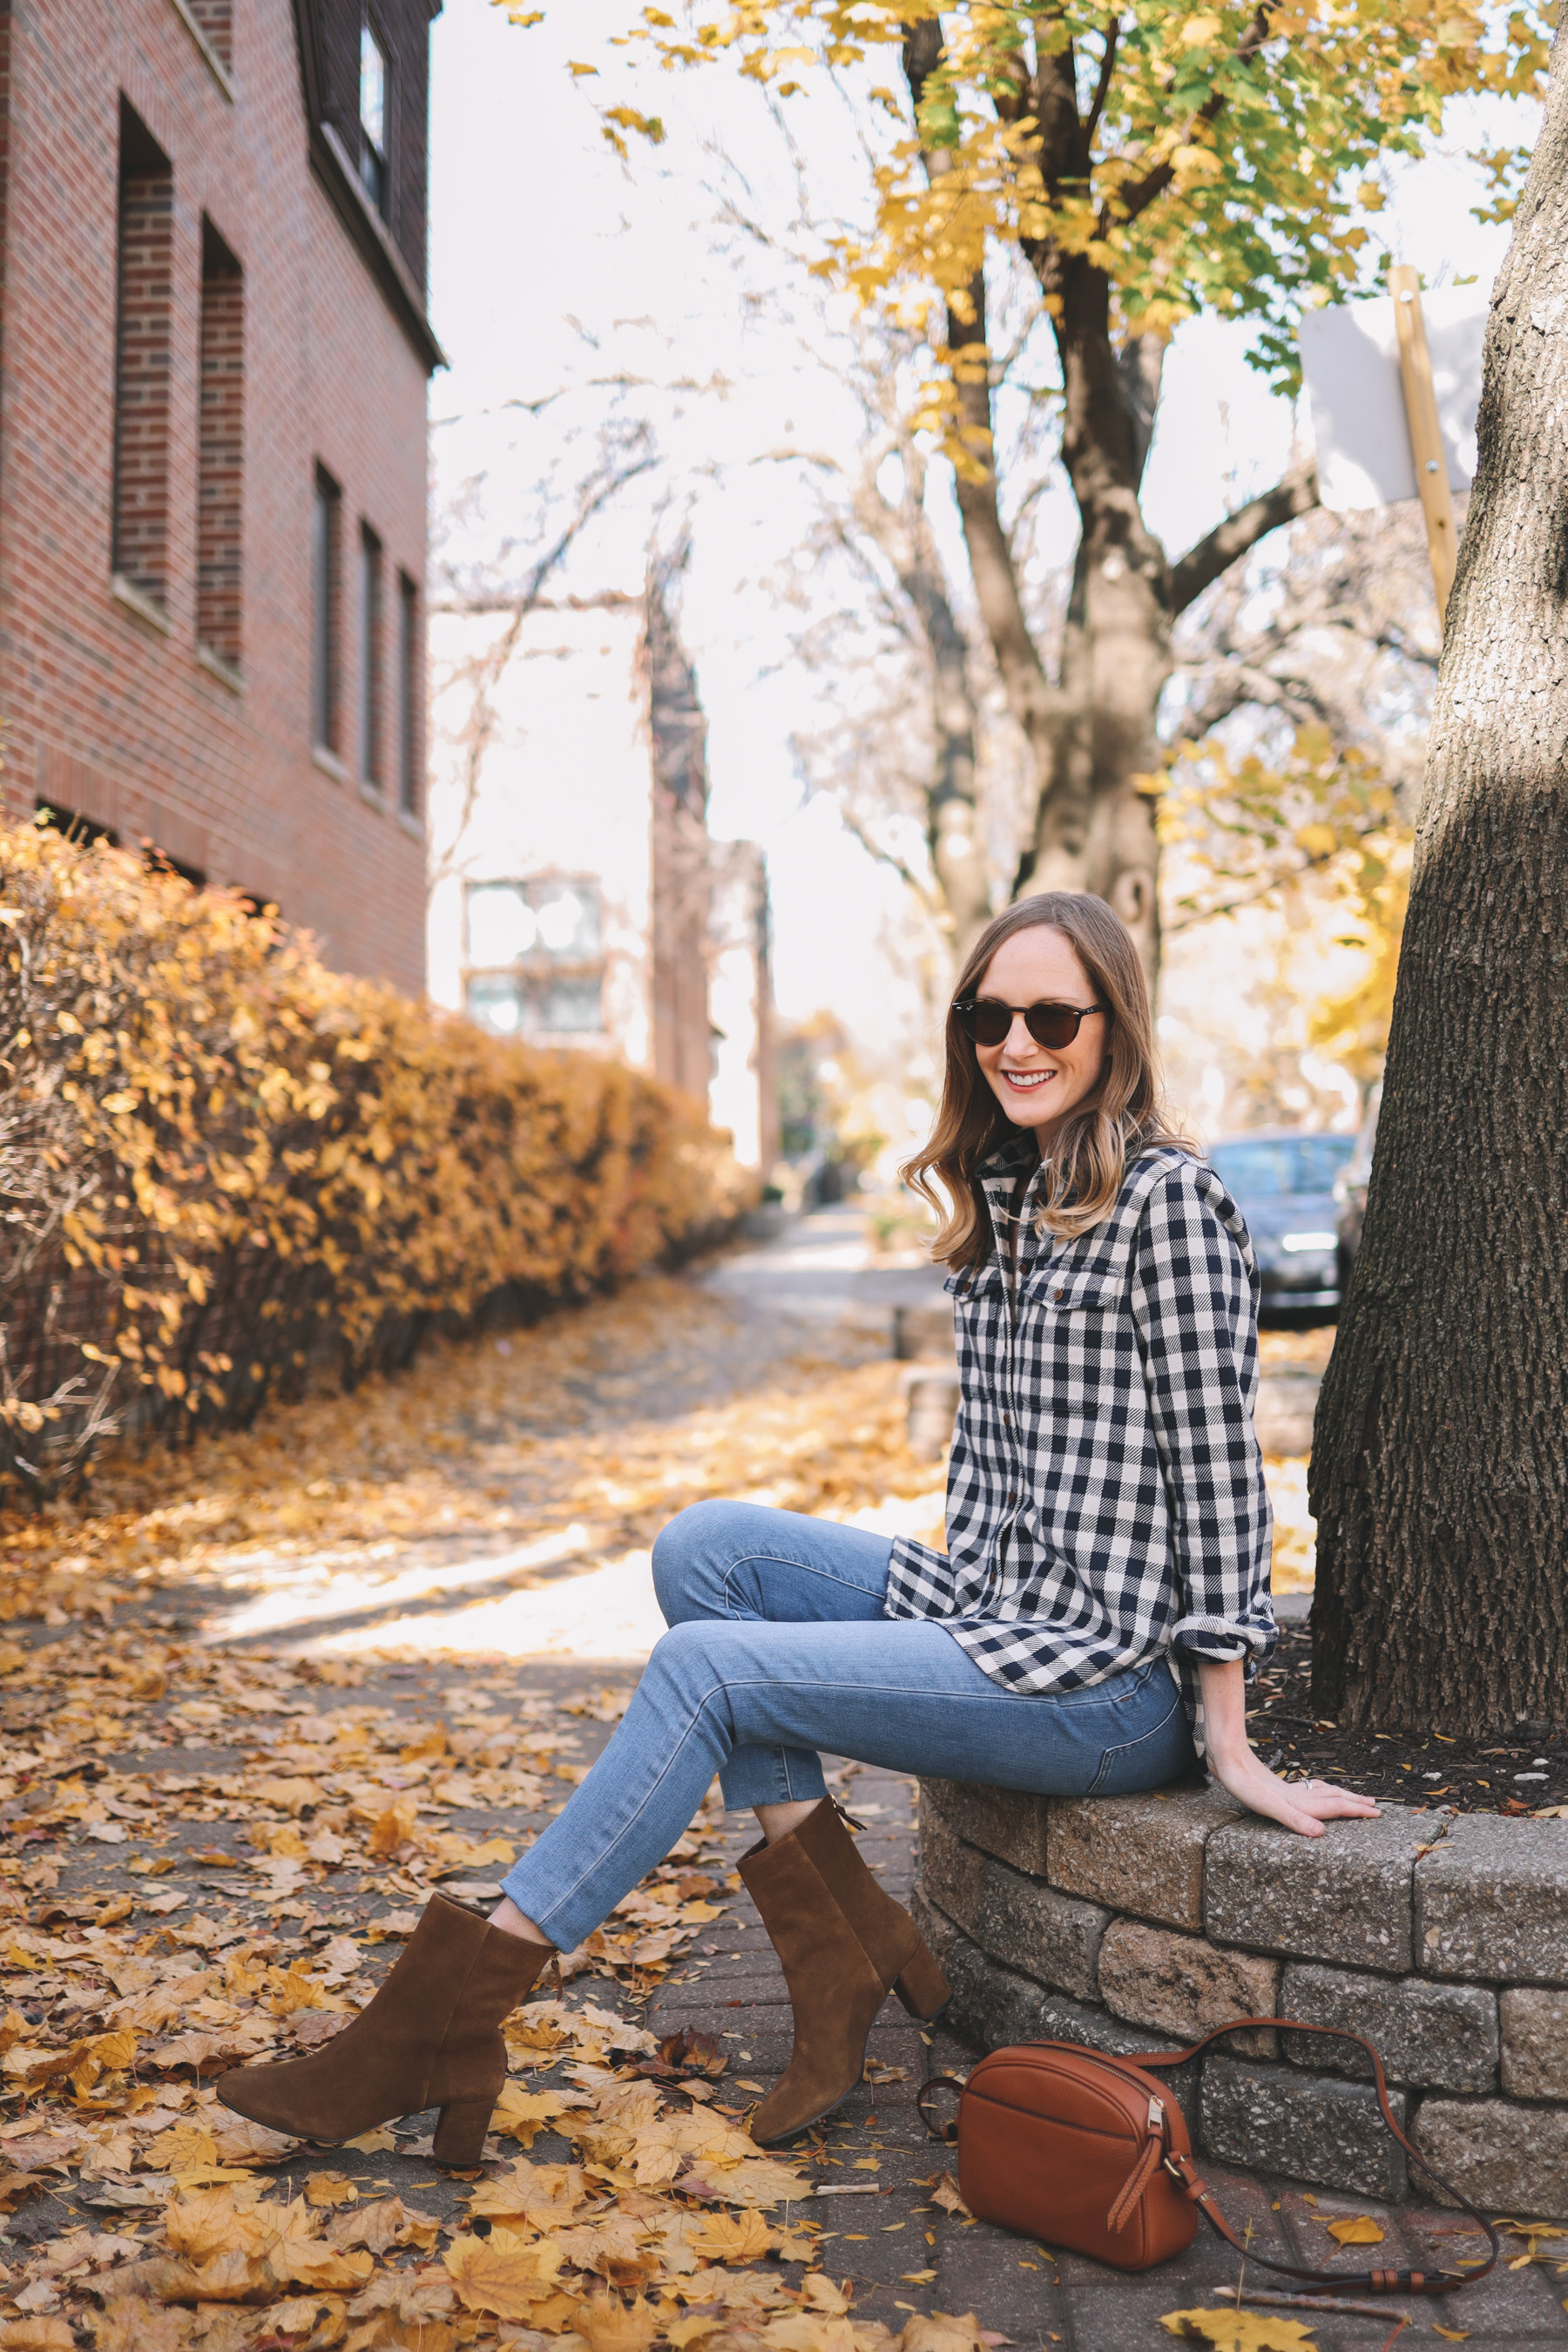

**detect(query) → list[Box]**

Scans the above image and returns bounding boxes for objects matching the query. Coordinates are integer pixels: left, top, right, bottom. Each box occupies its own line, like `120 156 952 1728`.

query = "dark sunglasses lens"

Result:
956 1000 1010 1045
1025 1005 1080 1049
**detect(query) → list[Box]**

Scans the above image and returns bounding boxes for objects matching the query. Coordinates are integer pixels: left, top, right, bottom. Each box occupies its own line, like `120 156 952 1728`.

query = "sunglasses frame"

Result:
951 997 1109 1050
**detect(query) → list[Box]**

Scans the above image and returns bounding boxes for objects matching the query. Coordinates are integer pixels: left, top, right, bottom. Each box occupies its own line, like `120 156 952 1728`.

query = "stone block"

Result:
1098 1921 1278 2054
1412 2098 1568 2220
1201 2053 1409 2200
1047 1782 1240 1931
909 1883 960 1970
1500 1987 1568 2099
971 1855 1107 2001
1205 1807 1430 1974
919 1776 1048 1876
1281 1962 1497 2092
1416 1813 1568 1984
941 1931 1201 2115
916 1797 983 1923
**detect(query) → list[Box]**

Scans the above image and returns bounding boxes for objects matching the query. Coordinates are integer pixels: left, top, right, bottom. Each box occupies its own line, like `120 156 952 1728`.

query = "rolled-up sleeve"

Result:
1128 1168 1276 1666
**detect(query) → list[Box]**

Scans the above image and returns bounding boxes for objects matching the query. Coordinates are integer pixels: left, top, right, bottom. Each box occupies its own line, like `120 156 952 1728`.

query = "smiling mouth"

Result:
1001 1069 1055 1090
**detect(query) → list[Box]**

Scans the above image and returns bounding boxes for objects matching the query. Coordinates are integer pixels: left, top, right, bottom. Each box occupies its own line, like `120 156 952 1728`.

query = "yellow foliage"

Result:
506 1 1551 447
0 822 747 1497
1159 725 1413 1086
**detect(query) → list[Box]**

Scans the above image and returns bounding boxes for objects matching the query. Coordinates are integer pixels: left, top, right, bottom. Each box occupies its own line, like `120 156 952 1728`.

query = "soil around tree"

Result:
1247 1616 1568 1815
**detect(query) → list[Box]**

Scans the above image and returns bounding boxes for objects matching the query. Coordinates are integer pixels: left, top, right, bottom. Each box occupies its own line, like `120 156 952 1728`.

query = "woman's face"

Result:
970 925 1110 1149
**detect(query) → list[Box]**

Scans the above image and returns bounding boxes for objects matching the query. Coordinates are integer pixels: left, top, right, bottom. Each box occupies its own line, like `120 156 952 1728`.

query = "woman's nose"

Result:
1006 1011 1036 1056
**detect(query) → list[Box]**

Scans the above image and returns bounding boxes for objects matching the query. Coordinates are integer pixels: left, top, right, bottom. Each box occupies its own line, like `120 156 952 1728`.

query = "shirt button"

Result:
1053 1286 1064 1301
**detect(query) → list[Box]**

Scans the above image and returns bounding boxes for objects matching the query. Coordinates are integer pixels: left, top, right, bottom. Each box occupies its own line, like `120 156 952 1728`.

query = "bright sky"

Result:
427 0 1529 1045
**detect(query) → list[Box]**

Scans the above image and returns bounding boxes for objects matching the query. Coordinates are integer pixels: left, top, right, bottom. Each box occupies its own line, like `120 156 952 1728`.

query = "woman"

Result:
218 892 1376 2167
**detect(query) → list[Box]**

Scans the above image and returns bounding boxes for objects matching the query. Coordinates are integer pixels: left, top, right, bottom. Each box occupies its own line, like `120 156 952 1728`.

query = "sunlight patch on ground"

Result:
307 1545 667 1662
1266 1455 1316 1593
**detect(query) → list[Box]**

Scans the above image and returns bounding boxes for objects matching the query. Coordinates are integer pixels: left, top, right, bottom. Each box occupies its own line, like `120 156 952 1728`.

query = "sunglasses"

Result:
952 997 1108 1050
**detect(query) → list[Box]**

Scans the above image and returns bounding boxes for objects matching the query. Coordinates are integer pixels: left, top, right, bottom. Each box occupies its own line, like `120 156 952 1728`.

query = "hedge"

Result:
0 822 747 1497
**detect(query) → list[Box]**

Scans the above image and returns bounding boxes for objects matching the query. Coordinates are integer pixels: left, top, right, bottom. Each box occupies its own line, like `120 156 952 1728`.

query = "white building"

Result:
426 576 774 1172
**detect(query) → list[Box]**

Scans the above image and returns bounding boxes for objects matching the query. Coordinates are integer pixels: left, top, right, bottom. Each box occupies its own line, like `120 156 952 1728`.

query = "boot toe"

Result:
214 2058 324 2139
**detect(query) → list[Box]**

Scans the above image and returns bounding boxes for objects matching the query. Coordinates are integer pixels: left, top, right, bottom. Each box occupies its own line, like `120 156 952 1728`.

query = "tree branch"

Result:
1169 459 1321 613
1085 17 1120 151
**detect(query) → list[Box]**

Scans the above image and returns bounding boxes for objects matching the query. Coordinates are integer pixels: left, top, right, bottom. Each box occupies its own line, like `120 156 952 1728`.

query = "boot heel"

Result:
432 2093 496 2167
893 1945 950 2021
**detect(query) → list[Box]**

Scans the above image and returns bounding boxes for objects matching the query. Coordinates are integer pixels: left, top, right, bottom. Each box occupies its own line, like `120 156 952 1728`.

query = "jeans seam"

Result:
1087 1695 1185 1794
717 1548 889 1617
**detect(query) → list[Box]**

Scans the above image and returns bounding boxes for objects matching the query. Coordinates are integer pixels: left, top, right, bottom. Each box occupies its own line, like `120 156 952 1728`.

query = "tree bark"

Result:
1308 36 1568 1738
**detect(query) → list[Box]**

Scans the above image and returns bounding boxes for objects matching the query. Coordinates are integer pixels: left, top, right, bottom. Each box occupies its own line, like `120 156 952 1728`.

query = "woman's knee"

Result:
651 1499 739 1625
639 1621 733 1731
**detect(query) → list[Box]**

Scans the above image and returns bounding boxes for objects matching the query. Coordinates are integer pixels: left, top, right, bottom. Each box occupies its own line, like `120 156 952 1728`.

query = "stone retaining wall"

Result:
914 1776 1568 2215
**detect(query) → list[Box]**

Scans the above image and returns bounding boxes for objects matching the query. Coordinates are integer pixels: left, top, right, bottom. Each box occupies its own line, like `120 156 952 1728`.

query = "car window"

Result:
1210 1135 1357 1198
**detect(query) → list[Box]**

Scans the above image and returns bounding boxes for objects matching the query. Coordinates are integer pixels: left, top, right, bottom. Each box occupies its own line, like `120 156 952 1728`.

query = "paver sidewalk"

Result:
652 1762 1565 2351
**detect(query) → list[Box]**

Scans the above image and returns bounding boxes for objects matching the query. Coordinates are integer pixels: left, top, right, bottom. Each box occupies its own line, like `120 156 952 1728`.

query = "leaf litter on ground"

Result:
0 1280 1001 2349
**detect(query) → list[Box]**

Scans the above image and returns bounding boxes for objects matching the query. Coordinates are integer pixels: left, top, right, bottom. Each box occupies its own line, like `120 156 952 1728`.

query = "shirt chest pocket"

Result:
1023 1264 1123 1321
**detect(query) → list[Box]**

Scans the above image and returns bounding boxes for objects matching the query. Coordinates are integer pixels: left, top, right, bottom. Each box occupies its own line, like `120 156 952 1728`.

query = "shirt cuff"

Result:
1170 1610 1275 1664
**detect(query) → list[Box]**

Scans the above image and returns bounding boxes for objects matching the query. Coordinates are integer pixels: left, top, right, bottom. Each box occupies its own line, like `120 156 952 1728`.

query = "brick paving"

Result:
651 1760 1567 2350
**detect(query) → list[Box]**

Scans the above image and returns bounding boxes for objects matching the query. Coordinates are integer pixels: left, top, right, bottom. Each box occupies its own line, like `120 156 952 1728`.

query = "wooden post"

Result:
1389 263 1458 627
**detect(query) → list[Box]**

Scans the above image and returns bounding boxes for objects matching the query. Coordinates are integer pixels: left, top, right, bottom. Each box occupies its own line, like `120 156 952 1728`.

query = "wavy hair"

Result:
902 893 1194 1268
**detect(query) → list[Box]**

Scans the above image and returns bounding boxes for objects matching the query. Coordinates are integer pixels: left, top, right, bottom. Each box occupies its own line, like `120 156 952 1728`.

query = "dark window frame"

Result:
312 465 342 755
358 520 383 790
358 9 394 222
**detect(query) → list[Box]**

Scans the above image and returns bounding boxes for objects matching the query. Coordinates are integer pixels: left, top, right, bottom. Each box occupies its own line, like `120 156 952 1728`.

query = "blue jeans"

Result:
499 1501 1193 1951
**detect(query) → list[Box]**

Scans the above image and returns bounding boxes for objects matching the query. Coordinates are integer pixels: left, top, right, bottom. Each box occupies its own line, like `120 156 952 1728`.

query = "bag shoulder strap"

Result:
917 2023 1500 2297
1137 2016 1500 2295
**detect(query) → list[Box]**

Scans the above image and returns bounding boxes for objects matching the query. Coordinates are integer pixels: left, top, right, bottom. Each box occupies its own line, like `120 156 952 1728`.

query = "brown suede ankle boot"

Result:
215 1892 551 2166
740 1824 888 2148
792 1798 950 2019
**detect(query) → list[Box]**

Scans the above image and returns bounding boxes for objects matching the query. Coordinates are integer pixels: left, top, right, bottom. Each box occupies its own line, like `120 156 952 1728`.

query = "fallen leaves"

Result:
1323 2214 1384 2246
1159 2313 1317 2350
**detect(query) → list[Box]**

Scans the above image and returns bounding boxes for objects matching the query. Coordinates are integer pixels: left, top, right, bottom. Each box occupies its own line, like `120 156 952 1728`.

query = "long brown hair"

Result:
902 893 1193 1267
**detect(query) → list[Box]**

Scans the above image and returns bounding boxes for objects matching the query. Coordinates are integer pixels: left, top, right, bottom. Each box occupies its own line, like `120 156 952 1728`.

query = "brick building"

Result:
0 0 442 990
426 576 778 1173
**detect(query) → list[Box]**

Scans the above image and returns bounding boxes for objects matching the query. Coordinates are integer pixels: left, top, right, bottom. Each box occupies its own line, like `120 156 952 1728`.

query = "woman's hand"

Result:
1197 1658 1380 1839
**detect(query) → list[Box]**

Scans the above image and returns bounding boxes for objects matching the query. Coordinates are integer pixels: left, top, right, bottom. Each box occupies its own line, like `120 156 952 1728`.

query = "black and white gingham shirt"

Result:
885 1138 1276 1747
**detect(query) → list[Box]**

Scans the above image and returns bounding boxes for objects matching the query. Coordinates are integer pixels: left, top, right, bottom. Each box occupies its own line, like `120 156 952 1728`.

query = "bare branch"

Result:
1169 459 1321 613
1085 17 1120 150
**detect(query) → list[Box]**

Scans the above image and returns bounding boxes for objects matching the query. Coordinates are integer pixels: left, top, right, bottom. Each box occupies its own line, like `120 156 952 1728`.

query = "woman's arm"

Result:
1198 1659 1379 1836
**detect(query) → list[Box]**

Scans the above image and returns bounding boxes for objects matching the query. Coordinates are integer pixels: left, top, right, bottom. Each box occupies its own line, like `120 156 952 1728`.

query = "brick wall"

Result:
0 0 435 992
308 0 433 294
196 216 243 670
112 105 175 604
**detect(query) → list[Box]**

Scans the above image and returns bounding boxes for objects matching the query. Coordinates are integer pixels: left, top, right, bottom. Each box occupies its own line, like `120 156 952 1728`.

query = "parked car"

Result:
1333 1083 1382 1297
1206 1129 1359 1318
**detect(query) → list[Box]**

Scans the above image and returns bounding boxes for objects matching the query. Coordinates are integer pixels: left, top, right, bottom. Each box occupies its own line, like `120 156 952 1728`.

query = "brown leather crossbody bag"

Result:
918 2019 1501 2294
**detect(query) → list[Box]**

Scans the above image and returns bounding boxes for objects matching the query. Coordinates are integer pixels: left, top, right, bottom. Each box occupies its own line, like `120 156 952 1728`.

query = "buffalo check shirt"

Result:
884 1139 1276 1751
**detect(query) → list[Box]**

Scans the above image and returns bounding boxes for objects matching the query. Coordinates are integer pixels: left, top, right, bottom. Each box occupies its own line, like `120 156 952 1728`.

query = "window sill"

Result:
164 0 235 100
312 745 349 784
357 780 388 813
395 806 424 841
112 574 172 637
196 642 243 695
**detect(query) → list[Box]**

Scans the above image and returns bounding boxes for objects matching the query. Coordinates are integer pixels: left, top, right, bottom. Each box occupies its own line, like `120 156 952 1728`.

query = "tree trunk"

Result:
1308 37 1568 1738
900 24 1318 984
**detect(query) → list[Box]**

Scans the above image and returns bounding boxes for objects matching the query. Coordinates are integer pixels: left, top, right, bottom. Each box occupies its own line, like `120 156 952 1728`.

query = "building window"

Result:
360 17 390 217
463 880 605 1037
359 523 383 788
396 571 421 816
197 219 244 674
112 101 174 607
186 1 233 71
312 466 341 754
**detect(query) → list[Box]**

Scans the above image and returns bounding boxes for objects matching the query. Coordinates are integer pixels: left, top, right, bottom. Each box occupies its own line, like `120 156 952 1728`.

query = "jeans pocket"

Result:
1087 1693 1190 1795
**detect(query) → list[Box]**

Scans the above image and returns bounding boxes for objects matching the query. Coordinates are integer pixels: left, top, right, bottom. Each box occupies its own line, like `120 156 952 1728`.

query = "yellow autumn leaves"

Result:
0 821 747 1501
